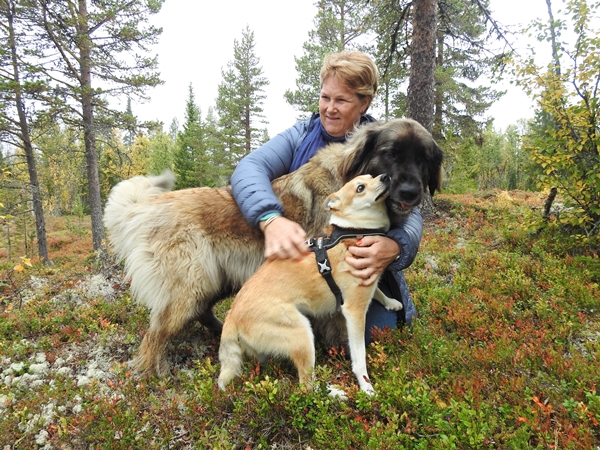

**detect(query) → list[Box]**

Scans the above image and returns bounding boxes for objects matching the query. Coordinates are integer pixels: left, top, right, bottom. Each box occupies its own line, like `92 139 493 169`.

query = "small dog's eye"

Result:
356 184 365 193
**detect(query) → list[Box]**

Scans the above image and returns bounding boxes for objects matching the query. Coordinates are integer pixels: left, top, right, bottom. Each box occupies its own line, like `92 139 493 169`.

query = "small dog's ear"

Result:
324 195 341 211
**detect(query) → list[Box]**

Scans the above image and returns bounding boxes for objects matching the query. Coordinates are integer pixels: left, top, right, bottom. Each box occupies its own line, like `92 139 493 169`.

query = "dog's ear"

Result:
428 142 444 196
324 194 341 211
341 123 381 182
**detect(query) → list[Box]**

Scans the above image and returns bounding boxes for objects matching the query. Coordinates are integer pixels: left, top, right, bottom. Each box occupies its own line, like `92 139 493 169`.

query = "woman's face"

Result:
319 75 370 138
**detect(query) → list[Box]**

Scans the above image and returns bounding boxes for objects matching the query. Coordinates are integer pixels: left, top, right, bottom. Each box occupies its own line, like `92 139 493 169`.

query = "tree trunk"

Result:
408 0 438 214
6 1 50 264
545 0 561 76
245 108 251 155
433 31 444 141
78 0 105 251
543 187 558 220
407 0 437 133
383 81 390 121
544 0 560 204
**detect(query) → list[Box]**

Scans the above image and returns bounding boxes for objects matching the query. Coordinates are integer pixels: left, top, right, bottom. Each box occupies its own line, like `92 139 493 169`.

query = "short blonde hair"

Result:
320 51 379 105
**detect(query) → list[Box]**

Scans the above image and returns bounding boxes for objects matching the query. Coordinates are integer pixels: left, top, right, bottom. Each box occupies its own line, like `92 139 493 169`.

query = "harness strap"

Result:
312 237 344 312
307 226 387 314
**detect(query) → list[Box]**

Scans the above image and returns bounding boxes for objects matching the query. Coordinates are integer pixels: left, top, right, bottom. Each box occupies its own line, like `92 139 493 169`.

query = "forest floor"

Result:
0 190 598 449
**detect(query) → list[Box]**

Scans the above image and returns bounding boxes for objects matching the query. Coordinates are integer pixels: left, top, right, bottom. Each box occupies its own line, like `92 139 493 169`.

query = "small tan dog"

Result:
218 174 402 396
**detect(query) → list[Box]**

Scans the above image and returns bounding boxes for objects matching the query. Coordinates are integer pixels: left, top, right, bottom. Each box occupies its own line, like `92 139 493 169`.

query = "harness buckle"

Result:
316 236 324 249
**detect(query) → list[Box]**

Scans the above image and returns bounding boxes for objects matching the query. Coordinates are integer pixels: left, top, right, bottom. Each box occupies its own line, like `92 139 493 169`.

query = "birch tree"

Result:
515 0 600 239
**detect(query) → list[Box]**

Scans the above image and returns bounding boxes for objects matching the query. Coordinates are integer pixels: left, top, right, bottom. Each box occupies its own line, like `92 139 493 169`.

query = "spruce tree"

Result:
369 0 412 120
202 107 229 186
174 85 204 189
147 128 175 176
215 26 269 168
433 0 503 139
285 0 373 115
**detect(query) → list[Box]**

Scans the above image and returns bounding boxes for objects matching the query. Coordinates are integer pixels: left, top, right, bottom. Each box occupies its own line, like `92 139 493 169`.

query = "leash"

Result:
306 226 387 313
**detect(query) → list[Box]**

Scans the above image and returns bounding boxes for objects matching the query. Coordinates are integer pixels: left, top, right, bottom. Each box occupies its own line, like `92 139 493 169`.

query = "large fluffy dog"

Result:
218 174 395 395
104 118 443 376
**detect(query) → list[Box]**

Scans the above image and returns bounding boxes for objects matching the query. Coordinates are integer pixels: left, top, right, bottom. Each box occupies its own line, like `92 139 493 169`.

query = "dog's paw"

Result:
327 384 348 400
358 376 376 396
384 298 403 311
363 385 376 396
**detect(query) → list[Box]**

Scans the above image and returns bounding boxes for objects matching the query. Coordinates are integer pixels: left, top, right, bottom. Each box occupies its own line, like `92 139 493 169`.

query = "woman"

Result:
231 51 422 343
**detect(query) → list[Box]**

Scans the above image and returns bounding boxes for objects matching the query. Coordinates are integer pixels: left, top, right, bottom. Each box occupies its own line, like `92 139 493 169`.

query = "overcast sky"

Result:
132 0 568 137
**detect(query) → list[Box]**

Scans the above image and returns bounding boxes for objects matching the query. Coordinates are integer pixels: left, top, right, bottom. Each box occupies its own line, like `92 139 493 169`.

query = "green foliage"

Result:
284 0 368 115
174 86 228 188
432 0 504 138
98 129 152 199
444 123 536 194
35 123 87 215
1 0 165 251
1 196 599 448
146 127 175 175
0 164 38 258
512 0 600 242
65 197 88 239
202 107 232 186
215 26 269 168
368 0 411 120
174 84 204 189
22 0 165 129
288 0 504 146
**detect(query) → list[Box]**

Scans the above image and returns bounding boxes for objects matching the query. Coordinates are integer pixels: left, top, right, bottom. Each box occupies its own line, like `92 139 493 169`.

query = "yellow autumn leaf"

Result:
14 264 24 272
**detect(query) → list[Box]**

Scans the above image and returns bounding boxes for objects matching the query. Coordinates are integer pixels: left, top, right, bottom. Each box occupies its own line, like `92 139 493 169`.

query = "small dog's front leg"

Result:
342 302 375 395
373 287 403 311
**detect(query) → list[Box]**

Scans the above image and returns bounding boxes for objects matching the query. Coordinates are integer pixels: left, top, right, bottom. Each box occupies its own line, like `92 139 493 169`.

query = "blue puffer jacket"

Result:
230 114 421 324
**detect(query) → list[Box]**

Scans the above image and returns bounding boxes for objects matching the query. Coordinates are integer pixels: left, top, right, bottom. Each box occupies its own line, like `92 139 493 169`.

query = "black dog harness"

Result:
306 226 387 313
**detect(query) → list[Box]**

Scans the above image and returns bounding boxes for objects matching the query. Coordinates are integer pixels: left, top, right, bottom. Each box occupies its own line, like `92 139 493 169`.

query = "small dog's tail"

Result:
217 322 244 390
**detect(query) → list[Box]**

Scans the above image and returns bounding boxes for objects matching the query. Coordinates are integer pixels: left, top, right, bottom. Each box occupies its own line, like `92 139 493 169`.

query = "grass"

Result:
0 192 598 449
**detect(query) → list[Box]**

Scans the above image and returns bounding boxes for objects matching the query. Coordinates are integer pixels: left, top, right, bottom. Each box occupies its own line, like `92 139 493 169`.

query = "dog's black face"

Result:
346 119 444 224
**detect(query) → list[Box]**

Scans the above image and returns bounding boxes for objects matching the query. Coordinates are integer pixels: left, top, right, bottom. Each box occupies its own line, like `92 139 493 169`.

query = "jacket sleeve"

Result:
231 121 306 227
385 207 423 271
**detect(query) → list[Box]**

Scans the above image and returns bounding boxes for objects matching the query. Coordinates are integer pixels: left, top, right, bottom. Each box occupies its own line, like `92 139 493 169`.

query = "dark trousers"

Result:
364 271 404 345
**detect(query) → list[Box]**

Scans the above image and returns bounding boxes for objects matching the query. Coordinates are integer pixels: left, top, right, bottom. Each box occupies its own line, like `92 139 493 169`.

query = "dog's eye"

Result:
356 184 365 193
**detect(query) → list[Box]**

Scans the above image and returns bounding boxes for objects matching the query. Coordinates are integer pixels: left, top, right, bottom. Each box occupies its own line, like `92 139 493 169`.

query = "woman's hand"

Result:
260 216 309 261
345 235 400 286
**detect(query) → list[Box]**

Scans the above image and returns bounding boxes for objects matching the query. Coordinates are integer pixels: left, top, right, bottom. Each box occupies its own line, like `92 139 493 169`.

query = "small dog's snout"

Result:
379 173 390 183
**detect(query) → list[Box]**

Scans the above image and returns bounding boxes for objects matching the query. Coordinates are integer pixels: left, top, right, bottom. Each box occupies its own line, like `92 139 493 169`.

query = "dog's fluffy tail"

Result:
104 169 175 219
217 322 244 390
103 170 176 259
